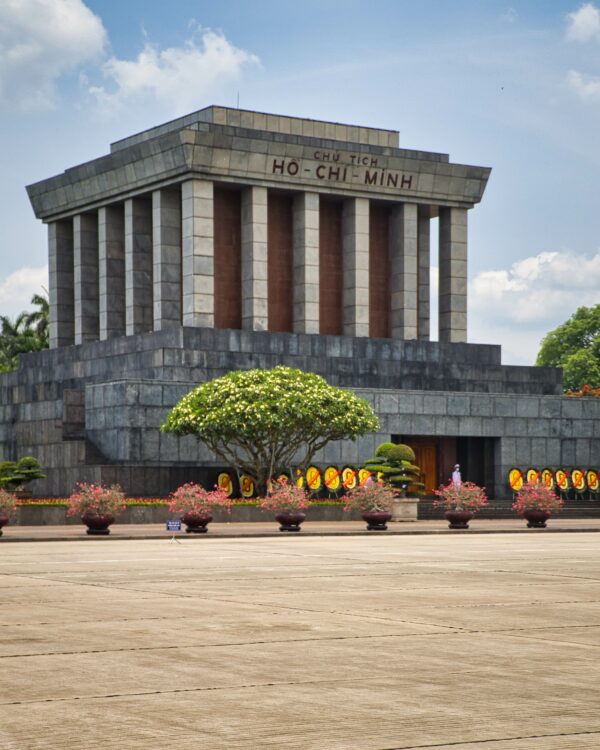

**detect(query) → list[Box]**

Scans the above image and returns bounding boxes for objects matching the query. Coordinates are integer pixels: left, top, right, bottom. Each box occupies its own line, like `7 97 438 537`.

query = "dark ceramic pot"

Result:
445 510 473 529
362 511 392 531
522 509 551 528
0 513 9 536
275 512 306 532
82 513 115 535
181 511 213 533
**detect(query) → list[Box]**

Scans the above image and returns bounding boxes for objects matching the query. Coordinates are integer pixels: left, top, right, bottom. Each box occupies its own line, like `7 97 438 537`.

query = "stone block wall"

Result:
0 325 580 499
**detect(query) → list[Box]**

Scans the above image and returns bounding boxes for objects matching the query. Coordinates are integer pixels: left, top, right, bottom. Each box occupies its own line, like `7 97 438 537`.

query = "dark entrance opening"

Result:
393 435 497 498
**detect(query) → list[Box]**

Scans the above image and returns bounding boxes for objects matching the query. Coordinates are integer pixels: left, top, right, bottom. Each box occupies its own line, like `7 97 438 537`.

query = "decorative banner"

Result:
306 466 322 491
295 468 304 488
526 468 540 484
571 468 587 493
217 472 234 497
508 468 524 492
555 469 571 492
586 470 599 493
541 468 555 490
239 474 255 498
358 468 372 486
324 465 341 491
342 466 357 490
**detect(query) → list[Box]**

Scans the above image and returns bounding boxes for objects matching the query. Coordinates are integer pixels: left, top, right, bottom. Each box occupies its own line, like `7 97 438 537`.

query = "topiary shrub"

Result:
374 442 396 459
0 456 45 492
386 444 416 463
362 442 423 495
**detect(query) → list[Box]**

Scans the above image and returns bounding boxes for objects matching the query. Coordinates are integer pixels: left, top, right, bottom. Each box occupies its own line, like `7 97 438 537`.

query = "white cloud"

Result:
89 28 259 115
566 3 600 42
468 250 600 364
0 0 106 111
0 265 48 319
567 69 600 100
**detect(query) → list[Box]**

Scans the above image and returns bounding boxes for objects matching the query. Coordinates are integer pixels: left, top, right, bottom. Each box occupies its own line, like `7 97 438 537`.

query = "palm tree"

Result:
24 293 49 348
0 292 49 372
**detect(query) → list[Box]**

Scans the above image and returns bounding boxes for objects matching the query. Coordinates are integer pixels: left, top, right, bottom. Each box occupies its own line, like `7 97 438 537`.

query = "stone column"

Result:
389 203 418 339
342 197 369 337
73 212 99 344
241 186 268 331
125 197 153 335
417 205 431 341
98 205 125 340
48 220 74 349
439 207 468 343
152 188 182 331
182 179 214 327
292 192 319 334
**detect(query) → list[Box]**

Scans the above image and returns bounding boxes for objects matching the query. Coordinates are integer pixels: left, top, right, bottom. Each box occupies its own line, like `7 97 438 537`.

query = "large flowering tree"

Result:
161 366 379 495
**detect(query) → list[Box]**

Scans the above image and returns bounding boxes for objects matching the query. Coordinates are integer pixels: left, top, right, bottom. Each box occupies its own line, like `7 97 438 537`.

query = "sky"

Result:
0 0 599 365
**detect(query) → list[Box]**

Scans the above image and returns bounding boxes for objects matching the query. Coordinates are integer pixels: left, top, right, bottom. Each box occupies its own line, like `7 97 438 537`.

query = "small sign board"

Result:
166 520 182 532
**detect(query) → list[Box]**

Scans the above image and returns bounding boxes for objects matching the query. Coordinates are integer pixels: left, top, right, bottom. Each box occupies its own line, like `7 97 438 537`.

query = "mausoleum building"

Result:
1 106 598 499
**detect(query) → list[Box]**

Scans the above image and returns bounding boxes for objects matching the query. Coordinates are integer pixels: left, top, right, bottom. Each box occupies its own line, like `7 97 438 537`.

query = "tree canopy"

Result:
0 293 49 373
535 304 600 391
161 366 379 493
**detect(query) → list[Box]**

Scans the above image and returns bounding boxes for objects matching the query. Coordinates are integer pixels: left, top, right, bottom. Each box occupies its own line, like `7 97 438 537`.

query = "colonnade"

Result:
47 179 468 349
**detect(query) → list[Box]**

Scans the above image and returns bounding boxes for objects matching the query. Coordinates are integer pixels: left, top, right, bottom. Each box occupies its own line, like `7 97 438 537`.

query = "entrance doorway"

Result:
410 439 438 495
392 435 497 498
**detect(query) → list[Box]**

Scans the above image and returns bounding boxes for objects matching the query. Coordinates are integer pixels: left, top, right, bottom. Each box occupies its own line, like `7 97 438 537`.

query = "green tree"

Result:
0 293 49 372
536 304 600 391
162 366 379 494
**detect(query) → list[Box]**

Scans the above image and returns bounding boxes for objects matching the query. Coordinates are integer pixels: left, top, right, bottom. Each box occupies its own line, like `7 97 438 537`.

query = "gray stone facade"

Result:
0 106 596 500
1 325 594 499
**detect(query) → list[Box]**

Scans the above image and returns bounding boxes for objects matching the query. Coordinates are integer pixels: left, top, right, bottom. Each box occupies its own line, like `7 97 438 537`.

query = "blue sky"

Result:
1 0 599 364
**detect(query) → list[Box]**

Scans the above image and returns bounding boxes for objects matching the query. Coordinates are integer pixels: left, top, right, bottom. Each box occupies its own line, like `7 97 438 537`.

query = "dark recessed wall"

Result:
369 203 391 338
267 192 294 332
214 187 242 329
319 197 343 335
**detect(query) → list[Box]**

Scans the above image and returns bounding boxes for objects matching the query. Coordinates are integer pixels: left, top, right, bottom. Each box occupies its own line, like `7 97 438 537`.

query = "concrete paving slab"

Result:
1 534 600 749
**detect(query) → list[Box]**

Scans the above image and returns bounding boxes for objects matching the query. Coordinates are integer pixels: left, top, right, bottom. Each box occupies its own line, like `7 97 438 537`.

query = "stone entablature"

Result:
27 116 489 221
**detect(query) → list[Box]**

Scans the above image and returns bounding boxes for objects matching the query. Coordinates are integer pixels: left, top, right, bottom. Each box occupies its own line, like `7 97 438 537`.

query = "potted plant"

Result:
67 482 126 535
344 481 396 530
0 489 17 536
512 480 564 528
258 479 311 531
433 480 488 529
0 456 45 497
168 483 231 533
360 442 423 521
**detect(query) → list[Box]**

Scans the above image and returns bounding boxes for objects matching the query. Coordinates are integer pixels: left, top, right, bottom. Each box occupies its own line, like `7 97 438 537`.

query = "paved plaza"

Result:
1 533 600 749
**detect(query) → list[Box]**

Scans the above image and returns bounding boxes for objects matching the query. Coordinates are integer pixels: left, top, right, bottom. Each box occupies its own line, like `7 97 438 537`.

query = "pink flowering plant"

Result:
168 483 232 514
433 480 488 513
343 482 396 513
512 480 564 516
0 488 17 516
259 479 311 512
67 483 126 517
